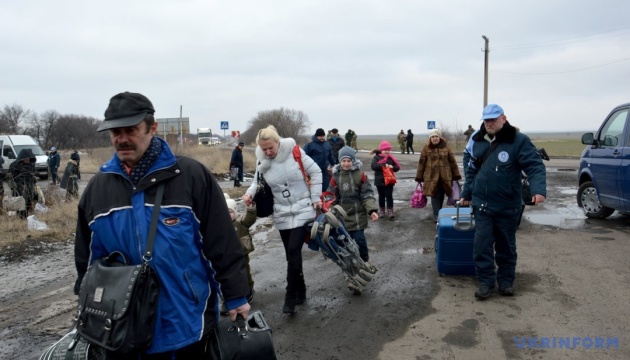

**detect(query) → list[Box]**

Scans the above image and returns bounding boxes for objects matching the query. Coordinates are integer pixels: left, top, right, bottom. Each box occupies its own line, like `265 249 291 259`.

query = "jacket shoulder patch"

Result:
162 217 180 226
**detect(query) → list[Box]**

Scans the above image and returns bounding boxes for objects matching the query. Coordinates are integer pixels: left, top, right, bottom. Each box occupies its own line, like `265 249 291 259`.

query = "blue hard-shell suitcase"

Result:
435 205 476 275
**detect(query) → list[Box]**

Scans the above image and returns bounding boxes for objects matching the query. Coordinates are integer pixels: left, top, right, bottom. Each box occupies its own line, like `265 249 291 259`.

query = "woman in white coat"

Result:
243 125 322 314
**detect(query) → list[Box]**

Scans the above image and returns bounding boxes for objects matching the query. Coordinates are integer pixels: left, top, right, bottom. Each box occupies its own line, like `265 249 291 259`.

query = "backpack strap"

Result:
293 145 311 187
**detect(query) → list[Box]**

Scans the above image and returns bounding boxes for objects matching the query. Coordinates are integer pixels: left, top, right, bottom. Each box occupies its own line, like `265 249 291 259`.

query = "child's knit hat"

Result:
338 146 356 163
224 193 237 214
379 141 392 151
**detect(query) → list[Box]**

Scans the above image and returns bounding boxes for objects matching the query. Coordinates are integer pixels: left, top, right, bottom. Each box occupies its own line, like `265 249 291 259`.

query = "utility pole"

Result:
482 35 489 107
179 105 183 148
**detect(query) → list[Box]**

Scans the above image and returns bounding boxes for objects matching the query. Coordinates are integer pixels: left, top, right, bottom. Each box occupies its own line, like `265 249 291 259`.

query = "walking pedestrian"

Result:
460 104 546 300
415 128 461 222
327 128 345 165
243 125 322 315
370 141 400 219
303 128 335 191
406 129 415 154
230 141 245 187
74 91 250 358
48 147 60 185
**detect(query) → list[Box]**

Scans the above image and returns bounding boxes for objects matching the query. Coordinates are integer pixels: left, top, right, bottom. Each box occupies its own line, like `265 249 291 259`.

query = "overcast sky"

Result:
2 0 629 136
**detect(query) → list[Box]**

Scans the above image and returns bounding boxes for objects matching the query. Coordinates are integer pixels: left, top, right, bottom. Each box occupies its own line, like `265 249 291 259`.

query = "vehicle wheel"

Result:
321 224 331 244
324 211 339 228
577 181 615 219
332 205 347 219
310 220 320 240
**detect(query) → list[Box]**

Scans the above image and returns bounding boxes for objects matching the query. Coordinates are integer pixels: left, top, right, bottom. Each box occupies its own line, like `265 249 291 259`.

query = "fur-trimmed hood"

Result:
472 121 518 144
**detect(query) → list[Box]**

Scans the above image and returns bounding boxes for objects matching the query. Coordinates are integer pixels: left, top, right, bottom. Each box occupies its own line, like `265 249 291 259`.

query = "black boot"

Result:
283 292 296 314
233 180 241 187
296 276 306 305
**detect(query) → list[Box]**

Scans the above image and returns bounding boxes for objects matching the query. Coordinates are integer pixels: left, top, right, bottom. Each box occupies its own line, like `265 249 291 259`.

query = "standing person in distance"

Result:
48 147 60 185
242 125 322 315
327 128 345 166
370 140 401 219
415 128 461 222
464 124 475 142
230 141 245 187
71 149 81 180
9 149 37 219
406 129 415 154
397 130 407 154
303 128 335 192
460 104 546 300
74 92 250 359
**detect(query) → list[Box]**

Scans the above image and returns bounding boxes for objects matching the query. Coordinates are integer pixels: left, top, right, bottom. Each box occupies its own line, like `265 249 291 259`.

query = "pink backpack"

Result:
410 183 427 208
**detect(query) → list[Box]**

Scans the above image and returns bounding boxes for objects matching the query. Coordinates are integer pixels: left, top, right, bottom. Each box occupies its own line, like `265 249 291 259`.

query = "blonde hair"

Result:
256 125 281 144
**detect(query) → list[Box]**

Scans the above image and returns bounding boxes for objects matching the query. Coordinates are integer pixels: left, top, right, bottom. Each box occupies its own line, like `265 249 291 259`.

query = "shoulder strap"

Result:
293 145 311 187
144 183 165 261
480 141 500 166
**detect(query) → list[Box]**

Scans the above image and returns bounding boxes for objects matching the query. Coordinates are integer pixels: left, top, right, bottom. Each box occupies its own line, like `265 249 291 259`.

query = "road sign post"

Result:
220 121 229 139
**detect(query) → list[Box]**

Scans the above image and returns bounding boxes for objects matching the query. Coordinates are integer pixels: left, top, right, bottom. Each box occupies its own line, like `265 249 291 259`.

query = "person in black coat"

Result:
230 142 245 187
70 150 81 180
326 128 345 165
9 149 36 218
406 129 415 154
60 158 80 199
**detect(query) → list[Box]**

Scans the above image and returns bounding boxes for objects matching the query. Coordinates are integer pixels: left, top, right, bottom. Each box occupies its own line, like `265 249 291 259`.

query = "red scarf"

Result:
377 153 401 169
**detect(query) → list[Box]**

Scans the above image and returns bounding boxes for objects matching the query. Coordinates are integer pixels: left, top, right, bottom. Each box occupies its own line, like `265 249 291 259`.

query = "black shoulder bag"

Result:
76 183 164 353
253 170 274 218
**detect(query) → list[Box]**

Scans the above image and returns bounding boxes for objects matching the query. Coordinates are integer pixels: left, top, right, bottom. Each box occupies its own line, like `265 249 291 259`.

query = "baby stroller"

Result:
309 192 378 295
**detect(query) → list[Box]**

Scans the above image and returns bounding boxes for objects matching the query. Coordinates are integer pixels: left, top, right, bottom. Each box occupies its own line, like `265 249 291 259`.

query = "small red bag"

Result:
382 166 397 186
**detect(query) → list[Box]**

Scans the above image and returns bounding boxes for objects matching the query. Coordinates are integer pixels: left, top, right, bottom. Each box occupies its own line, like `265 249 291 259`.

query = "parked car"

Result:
577 102 630 218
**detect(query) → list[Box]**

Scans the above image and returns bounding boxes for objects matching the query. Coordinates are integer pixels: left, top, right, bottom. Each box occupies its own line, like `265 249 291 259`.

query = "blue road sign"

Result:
427 121 436 129
220 121 229 130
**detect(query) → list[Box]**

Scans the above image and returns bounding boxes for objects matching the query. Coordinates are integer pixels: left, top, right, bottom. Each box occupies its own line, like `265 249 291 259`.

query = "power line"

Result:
493 26 630 51
493 57 630 75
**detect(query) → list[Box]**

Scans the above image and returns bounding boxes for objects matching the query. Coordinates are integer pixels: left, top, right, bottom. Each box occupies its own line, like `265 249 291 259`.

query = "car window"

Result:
599 109 628 147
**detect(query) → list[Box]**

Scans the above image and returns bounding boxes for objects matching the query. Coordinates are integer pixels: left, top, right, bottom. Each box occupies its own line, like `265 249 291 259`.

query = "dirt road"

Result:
1 151 628 359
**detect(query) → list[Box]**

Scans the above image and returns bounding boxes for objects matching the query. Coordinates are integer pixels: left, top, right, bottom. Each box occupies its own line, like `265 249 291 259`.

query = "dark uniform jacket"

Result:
461 122 546 214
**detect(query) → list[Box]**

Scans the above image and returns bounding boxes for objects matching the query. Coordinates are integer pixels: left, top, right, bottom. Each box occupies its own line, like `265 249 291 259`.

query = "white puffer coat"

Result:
246 138 322 230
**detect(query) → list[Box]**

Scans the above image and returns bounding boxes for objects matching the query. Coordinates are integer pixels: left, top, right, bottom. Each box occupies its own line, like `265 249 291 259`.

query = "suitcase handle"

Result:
454 202 474 231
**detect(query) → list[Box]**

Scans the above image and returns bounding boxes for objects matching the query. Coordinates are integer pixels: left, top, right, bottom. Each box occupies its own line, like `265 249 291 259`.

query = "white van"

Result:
0 135 49 180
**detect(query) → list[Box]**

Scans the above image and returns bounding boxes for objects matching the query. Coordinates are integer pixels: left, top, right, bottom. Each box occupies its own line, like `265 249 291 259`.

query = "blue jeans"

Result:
472 208 520 288
348 229 369 262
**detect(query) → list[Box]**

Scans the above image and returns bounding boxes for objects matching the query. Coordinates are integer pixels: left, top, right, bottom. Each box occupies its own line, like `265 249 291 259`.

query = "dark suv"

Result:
577 102 630 218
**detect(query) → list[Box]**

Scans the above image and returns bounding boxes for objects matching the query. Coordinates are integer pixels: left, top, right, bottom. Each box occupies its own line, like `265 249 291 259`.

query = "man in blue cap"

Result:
460 104 546 300
48 147 60 185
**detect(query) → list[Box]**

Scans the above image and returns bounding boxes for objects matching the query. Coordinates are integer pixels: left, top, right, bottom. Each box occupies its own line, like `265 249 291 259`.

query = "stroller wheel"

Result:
310 220 320 240
332 205 347 219
363 262 378 274
324 212 339 228
353 275 368 287
358 269 373 282
321 223 331 245
346 281 362 295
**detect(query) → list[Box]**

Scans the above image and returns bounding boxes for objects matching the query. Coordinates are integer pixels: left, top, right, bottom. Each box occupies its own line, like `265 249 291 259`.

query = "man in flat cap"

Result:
74 92 250 358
